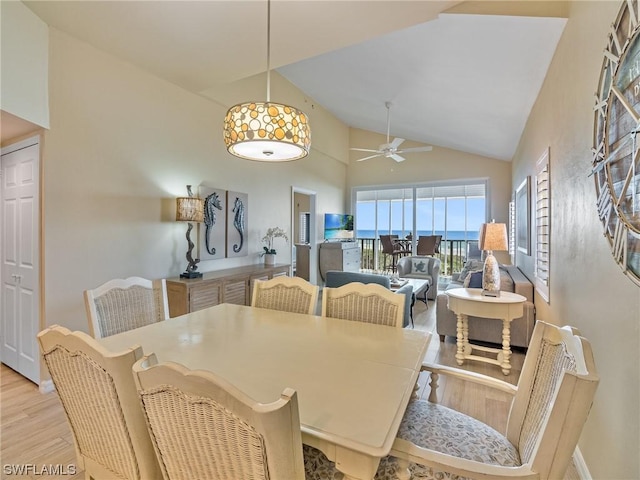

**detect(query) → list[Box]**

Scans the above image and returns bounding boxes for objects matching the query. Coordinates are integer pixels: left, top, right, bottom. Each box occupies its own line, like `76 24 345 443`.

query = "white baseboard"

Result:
39 379 55 393
573 447 592 480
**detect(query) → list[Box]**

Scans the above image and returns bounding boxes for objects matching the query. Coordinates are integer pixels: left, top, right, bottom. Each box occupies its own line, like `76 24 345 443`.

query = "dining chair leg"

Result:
396 458 411 480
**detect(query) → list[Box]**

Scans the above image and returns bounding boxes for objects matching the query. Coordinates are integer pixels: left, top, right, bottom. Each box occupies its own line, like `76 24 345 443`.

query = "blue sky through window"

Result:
355 187 486 239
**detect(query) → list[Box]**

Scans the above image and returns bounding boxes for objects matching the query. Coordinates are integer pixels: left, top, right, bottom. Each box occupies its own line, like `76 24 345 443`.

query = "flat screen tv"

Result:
324 213 354 240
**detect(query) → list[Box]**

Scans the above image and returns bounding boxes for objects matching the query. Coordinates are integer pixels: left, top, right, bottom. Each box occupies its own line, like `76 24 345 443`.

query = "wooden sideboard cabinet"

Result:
318 242 361 281
166 264 290 317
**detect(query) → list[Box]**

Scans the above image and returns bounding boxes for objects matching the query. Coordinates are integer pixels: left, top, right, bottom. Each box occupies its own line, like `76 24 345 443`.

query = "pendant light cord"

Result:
266 0 271 103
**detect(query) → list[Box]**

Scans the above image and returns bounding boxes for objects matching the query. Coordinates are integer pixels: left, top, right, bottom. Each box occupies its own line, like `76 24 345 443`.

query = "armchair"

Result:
395 256 440 301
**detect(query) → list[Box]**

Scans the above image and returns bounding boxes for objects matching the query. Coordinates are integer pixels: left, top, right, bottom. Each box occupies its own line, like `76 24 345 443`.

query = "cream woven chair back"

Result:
133 355 306 480
37 325 160 480
507 322 599 479
321 282 404 327
84 276 169 338
251 276 319 315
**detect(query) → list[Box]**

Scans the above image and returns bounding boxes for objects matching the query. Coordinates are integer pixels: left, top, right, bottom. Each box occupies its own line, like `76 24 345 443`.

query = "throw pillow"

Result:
411 259 428 274
463 270 483 288
458 259 483 283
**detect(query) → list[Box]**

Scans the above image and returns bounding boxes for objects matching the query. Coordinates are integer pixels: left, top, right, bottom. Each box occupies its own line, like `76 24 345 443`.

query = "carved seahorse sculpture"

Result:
232 197 245 253
203 192 223 255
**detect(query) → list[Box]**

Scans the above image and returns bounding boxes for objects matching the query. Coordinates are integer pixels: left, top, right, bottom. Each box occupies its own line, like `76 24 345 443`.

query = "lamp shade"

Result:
176 197 204 223
223 102 311 162
479 222 508 251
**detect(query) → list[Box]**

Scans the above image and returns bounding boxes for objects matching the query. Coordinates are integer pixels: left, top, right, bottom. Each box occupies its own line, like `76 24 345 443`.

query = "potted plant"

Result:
261 227 288 266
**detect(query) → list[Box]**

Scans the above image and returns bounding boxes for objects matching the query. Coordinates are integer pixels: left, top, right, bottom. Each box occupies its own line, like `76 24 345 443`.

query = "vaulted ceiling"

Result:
22 1 568 161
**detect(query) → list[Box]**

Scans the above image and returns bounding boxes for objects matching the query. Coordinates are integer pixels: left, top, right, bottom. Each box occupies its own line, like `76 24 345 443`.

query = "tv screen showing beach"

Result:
324 214 354 239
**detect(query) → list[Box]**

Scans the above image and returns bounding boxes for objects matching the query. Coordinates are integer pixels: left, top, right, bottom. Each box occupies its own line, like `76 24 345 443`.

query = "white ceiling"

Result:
22 1 567 161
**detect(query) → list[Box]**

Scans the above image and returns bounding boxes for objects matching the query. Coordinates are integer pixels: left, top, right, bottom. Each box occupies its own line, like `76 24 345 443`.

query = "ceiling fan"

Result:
351 101 433 162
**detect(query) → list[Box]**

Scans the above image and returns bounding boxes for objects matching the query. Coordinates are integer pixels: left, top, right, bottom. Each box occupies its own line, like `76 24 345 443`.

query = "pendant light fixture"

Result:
223 0 311 162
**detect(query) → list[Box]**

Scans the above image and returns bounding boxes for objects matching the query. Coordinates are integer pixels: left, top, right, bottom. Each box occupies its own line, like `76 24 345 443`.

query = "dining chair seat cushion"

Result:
373 399 521 480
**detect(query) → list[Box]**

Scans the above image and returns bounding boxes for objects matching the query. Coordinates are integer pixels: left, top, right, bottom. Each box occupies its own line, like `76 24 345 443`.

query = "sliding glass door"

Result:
354 180 488 274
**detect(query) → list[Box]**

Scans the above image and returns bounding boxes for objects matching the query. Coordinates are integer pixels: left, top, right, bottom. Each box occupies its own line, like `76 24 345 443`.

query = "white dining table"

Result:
98 303 431 480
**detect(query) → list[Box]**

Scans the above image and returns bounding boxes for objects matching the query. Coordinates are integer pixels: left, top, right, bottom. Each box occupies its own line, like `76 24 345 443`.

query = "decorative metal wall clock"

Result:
592 0 640 286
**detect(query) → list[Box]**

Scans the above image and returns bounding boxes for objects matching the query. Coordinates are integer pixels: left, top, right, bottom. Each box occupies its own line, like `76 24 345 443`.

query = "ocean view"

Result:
356 230 479 241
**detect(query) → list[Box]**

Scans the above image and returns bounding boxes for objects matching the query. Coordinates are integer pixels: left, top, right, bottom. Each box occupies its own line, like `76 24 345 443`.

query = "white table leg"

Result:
455 313 467 365
500 318 512 375
335 447 380 480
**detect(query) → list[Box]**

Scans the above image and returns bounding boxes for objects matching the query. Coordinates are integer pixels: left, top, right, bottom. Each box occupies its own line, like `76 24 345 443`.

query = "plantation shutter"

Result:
535 149 550 302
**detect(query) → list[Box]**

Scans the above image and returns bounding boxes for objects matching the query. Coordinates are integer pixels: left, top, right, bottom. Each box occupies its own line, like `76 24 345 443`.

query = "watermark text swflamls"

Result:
3 464 77 476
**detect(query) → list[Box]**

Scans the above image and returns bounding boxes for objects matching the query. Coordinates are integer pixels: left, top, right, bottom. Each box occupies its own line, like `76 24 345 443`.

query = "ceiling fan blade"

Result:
350 147 380 153
389 137 405 149
390 154 406 162
356 153 383 162
397 146 433 153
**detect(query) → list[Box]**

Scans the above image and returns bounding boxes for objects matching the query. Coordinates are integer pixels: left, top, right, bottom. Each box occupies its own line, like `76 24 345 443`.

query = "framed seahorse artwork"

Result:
198 185 227 261
226 191 248 258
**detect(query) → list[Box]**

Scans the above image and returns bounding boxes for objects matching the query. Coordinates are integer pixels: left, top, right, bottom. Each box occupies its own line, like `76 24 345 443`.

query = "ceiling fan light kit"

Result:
351 101 433 162
223 0 311 162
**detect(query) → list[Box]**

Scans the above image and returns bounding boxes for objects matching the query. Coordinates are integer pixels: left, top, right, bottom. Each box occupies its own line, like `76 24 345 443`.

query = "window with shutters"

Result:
299 212 310 243
509 200 516 261
534 148 550 302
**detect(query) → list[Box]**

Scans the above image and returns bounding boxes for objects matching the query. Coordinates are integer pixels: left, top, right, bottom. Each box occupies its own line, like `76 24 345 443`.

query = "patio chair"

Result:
466 239 483 261
416 235 442 256
379 321 599 480
380 234 410 272
37 325 160 480
132 355 339 480
84 276 169 338
321 282 405 328
251 276 319 315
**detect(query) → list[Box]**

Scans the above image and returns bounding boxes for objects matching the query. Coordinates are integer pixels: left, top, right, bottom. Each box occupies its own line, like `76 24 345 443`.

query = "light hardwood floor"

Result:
0 299 524 479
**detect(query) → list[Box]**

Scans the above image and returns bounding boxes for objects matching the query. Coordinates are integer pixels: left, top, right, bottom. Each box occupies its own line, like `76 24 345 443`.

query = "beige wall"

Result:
0 1 49 128
512 1 639 478
43 28 348 333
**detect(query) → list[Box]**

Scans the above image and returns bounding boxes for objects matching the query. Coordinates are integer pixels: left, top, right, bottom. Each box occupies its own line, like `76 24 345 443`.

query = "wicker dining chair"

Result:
37 325 161 480
321 282 405 328
132 355 340 480
251 276 319 315
84 276 169 338
376 321 599 480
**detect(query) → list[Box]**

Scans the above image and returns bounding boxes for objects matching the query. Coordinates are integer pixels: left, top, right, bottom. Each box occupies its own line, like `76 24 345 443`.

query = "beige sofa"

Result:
436 263 535 348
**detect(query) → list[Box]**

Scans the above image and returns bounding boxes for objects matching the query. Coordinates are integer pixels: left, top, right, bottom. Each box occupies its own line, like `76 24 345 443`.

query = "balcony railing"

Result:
356 237 473 276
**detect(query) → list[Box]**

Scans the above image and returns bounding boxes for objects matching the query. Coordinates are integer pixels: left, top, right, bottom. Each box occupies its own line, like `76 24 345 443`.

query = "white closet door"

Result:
1 137 40 384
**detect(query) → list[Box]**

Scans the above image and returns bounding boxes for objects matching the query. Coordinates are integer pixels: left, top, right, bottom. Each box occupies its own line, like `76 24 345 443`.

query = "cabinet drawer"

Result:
344 248 360 260
190 282 221 312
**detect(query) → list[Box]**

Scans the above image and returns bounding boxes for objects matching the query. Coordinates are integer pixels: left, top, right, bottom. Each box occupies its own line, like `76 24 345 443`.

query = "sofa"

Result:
395 256 440 301
324 270 413 328
436 261 536 348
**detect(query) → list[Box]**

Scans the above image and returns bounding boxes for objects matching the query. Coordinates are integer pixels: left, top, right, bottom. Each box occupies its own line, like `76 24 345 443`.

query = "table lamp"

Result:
479 220 508 297
176 185 204 278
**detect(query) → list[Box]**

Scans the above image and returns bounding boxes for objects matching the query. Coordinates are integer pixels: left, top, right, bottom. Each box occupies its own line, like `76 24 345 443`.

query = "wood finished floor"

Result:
0 299 524 479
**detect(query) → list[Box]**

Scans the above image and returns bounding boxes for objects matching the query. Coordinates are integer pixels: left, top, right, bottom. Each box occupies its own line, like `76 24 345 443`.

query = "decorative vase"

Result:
264 253 276 266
